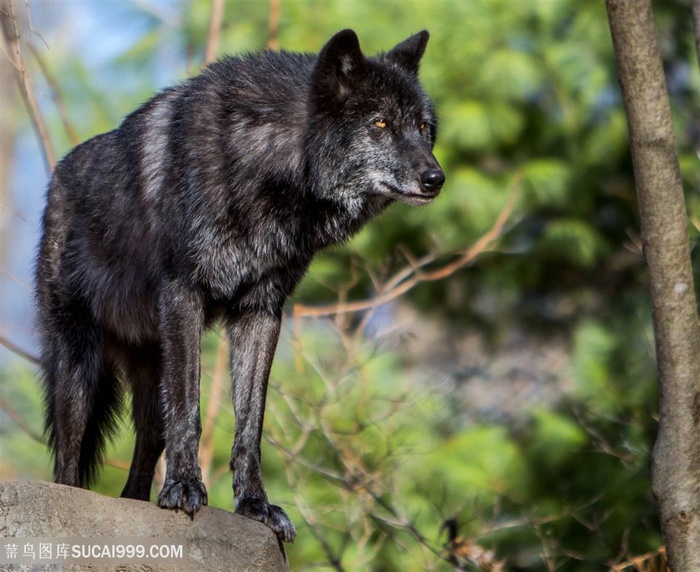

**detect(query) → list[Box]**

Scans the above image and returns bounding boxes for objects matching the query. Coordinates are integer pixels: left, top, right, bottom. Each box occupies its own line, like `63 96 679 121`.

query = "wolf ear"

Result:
314 29 365 100
383 30 430 76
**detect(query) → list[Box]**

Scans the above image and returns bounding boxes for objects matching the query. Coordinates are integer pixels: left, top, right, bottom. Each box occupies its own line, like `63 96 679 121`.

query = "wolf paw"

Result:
158 478 208 518
236 496 296 543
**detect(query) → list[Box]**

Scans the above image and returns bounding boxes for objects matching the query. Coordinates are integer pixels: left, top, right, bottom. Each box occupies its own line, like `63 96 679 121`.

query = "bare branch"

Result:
609 546 668 571
0 391 126 473
23 0 47 49
293 495 347 572
693 0 700 72
203 0 224 67
293 180 520 319
28 41 79 146
0 396 44 443
200 334 228 486
0 333 39 364
2 268 31 291
0 202 33 226
267 0 280 51
2 0 55 173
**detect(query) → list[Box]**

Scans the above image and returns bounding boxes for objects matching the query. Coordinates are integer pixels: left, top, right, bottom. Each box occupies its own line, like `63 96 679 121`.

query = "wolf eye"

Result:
374 119 387 129
419 121 428 131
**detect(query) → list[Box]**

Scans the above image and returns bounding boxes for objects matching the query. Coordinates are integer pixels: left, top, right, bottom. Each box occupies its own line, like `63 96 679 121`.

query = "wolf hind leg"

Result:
121 346 165 501
43 308 121 487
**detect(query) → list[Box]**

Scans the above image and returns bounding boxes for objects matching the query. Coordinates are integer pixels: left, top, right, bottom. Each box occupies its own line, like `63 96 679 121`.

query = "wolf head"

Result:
308 29 445 209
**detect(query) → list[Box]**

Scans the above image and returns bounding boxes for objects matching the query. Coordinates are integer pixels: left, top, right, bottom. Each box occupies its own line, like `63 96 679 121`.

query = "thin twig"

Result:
609 546 668 571
0 202 33 226
693 0 700 73
295 495 347 572
203 0 224 67
200 335 228 486
267 0 280 50
23 0 47 48
28 41 79 146
2 269 31 291
0 333 39 364
0 396 44 443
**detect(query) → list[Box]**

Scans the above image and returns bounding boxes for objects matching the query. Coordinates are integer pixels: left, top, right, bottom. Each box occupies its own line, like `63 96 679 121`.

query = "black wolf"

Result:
35 29 444 542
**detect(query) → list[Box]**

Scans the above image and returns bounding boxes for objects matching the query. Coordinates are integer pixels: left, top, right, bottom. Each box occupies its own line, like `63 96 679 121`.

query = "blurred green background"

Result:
1 1 698 570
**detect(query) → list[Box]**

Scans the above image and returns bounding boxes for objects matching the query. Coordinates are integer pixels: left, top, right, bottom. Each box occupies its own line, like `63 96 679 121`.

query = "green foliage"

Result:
419 425 528 506
4 0 696 569
528 409 587 468
572 321 618 413
521 159 572 208
536 219 608 269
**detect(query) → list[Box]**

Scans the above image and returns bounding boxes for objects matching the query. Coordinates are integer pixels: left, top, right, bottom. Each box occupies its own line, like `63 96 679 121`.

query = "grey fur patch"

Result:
141 91 178 198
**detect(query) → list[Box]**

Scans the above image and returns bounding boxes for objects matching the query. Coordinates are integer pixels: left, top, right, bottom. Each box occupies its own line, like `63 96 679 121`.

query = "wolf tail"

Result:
41 344 123 488
37 173 124 487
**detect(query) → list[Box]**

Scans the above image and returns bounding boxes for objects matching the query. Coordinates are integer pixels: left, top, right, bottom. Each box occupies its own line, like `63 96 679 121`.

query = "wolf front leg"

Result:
156 284 208 516
227 308 296 543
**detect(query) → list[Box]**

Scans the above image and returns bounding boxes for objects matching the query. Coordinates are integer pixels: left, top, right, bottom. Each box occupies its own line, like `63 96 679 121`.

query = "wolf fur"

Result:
35 29 444 542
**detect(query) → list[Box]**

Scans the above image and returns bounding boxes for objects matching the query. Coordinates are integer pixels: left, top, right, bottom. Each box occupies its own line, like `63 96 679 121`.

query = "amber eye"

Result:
374 119 387 129
419 121 427 131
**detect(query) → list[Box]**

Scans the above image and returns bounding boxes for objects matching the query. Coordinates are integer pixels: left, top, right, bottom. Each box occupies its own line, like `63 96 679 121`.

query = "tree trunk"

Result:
606 0 700 569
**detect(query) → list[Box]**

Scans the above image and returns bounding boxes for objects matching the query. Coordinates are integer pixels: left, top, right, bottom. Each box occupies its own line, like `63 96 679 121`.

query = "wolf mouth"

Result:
374 181 439 205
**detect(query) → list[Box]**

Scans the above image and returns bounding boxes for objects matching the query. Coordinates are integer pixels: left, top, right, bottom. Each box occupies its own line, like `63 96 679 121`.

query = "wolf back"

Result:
35 29 444 543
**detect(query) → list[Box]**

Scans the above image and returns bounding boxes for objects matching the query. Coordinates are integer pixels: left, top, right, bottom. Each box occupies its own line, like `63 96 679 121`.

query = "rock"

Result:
0 481 289 571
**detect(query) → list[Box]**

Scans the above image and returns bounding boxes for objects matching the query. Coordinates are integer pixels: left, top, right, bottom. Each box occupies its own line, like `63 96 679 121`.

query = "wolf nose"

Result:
420 168 445 193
